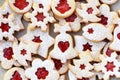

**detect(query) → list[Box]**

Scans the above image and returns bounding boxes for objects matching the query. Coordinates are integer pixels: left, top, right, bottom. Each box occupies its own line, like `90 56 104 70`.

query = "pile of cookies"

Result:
0 0 120 80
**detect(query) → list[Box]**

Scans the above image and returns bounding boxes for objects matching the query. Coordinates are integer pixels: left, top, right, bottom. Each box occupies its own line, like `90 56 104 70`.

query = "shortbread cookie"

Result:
50 23 78 63
24 0 55 31
19 27 54 58
51 0 76 18
74 36 106 61
82 23 113 42
13 40 40 66
8 0 32 13
4 67 27 80
0 40 20 69
76 0 100 23
100 0 118 5
25 58 59 80
69 51 94 79
98 4 118 32
94 52 120 80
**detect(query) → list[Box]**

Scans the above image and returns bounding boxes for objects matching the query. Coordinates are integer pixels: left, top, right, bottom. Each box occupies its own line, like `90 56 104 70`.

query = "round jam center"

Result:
3 47 13 60
35 67 49 79
58 41 70 52
52 58 62 70
14 0 29 10
0 23 10 32
83 42 92 51
87 8 93 14
35 12 45 22
32 36 42 43
56 0 71 14
105 62 115 72
65 13 77 22
10 71 22 80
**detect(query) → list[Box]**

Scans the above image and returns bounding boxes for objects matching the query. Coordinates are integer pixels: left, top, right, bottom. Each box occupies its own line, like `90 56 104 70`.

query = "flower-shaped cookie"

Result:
19 27 54 58
25 59 59 80
76 0 100 23
69 51 94 79
4 67 28 80
0 40 20 69
98 4 119 32
74 36 106 61
100 0 118 5
82 23 113 42
51 0 76 18
8 0 32 13
94 52 120 80
13 40 40 66
50 23 78 63
24 0 55 31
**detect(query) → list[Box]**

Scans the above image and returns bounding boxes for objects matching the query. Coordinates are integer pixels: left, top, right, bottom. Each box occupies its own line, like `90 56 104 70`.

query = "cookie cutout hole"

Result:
105 62 115 72
21 49 27 55
14 0 29 10
79 64 86 70
117 33 120 40
35 67 49 79
56 0 71 14
106 48 114 57
87 28 94 34
3 13 9 18
87 7 93 14
0 23 10 32
83 42 92 51
11 71 22 80
35 12 45 22
32 36 42 43
98 15 108 25
52 58 62 70
3 47 13 60
65 13 77 22
58 41 70 52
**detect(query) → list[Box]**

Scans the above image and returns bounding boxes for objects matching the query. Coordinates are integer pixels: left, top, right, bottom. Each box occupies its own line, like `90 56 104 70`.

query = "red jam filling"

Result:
32 36 42 43
10 71 22 80
65 13 77 22
52 58 62 70
21 49 27 55
39 4 44 8
83 42 92 51
98 15 108 25
14 0 29 10
3 47 13 60
78 78 89 80
0 23 10 32
87 28 94 34
106 48 114 57
117 33 120 40
35 67 49 79
105 62 115 72
3 13 9 18
58 41 70 52
80 64 86 70
56 0 71 14
87 8 93 14
35 12 45 22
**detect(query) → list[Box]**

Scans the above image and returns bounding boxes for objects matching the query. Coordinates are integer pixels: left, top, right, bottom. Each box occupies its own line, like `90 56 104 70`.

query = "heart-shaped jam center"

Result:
32 36 42 43
58 41 70 52
35 67 49 79
52 58 62 70
21 49 27 55
106 48 114 57
98 15 108 25
105 62 115 72
117 33 120 40
35 12 45 22
87 7 93 14
3 13 9 18
79 64 86 70
65 13 77 22
10 71 22 80
56 0 71 14
83 42 92 51
14 0 29 10
87 28 94 34
0 23 10 32
3 47 13 60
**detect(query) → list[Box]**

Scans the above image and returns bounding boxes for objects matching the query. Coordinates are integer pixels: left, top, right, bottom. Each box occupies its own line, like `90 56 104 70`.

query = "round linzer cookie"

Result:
8 0 32 13
51 0 76 18
100 0 118 5
3 67 28 80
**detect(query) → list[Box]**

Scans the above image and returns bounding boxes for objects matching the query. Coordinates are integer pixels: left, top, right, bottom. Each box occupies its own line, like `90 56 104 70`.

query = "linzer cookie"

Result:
8 0 32 13
50 23 78 63
100 0 118 5
25 58 59 80
51 0 76 18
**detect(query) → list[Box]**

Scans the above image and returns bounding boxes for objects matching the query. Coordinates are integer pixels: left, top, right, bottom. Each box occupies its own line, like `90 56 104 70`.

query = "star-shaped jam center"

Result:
0 23 10 32
32 36 42 43
35 67 49 79
35 12 45 22
11 71 22 80
87 28 94 34
65 13 77 22
105 62 115 72
21 49 27 55
98 15 108 25
83 42 92 51
87 7 93 14
79 64 86 70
